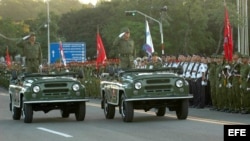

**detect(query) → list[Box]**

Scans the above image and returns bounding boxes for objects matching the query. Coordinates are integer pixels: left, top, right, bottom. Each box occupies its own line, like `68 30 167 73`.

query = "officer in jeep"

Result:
17 32 43 73
112 27 135 69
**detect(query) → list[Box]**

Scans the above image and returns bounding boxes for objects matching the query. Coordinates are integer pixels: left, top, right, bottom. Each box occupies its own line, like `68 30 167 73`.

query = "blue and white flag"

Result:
143 20 154 56
59 41 67 67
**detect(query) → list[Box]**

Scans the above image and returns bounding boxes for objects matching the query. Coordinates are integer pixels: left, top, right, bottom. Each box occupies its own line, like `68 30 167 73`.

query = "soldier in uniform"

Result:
140 57 148 69
239 54 250 114
148 52 162 69
191 55 201 108
184 55 195 106
224 59 232 112
195 55 207 108
112 27 135 69
16 32 42 73
230 52 241 113
215 55 225 111
209 54 218 110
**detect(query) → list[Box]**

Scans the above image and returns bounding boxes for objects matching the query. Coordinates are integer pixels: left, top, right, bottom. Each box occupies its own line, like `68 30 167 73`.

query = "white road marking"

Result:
37 127 73 138
0 93 8 96
87 102 246 125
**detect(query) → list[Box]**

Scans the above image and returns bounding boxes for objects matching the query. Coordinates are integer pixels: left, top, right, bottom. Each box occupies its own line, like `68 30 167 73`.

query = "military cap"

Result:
136 57 141 61
29 32 36 36
143 56 148 60
234 52 242 57
217 54 224 58
152 52 158 56
210 53 217 58
241 54 249 58
121 27 130 33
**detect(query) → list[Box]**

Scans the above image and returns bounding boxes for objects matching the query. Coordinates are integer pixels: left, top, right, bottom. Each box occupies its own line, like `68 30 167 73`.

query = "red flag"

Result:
96 32 107 69
59 41 67 66
5 47 11 68
223 7 233 61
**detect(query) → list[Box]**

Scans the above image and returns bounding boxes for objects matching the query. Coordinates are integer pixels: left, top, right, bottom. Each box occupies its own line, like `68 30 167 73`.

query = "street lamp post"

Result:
125 10 165 56
46 0 50 64
237 0 248 55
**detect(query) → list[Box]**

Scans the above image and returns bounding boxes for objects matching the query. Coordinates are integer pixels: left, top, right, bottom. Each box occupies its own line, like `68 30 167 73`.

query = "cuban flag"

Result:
59 41 67 66
143 20 154 56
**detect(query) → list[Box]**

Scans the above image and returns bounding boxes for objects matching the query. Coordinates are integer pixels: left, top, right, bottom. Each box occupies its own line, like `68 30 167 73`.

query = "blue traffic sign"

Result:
50 42 86 64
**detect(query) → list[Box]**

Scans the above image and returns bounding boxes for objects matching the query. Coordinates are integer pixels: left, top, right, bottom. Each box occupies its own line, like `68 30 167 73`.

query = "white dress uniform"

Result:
185 62 194 79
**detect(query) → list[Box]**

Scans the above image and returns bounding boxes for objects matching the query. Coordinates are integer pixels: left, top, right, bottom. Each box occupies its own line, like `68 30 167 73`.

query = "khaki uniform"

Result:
240 55 250 114
113 28 135 69
231 61 241 112
215 57 224 110
209 61 217 109
17 34 42 73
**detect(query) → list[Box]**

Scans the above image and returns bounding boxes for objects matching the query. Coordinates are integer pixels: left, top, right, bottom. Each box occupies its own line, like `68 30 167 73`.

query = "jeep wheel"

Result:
104 96 115 119
75 102 86 121
12 105 21 120
23 104 33 123
155 107 166 117
176 99 188 120
60 110 70 118
120 94 133 122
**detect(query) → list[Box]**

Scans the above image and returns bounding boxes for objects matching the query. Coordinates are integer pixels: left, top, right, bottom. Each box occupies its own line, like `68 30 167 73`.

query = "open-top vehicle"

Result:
100 67 193 122
9 71 88 123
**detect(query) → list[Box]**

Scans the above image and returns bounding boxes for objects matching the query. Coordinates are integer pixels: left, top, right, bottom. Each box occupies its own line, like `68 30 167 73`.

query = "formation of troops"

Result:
133 52 250 114
1 52 250 114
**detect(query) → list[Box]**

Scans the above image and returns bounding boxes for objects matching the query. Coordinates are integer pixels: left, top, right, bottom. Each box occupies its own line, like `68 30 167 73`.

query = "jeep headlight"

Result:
175 80 184 88
135 82 142 89
72 84 80 91
33 86 40 93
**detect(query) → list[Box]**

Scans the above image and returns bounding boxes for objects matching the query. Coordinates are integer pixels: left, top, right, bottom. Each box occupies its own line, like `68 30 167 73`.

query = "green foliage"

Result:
0 0 246 60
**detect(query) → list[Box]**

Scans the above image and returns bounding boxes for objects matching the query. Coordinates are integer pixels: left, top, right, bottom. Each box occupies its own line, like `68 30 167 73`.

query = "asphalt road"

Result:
0 87 249 141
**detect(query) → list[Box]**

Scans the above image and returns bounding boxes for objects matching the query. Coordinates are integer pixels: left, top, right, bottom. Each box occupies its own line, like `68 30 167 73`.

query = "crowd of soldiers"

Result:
1 52 250 114
133 52 250 114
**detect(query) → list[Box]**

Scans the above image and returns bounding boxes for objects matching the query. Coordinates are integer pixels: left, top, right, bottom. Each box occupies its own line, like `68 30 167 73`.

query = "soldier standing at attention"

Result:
191 55 201 108
209 54 218 110
17 32 42 73
239 54 250 114
215 55 224 111
112 27 135 69
231 52 241 113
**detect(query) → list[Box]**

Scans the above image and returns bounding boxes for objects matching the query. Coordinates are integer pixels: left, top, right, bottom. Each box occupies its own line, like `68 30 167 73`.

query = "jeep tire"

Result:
75 102 86 121
120 94 134 122
23 104 33 123
155 107 166 117
11 95 21 120
12 106 21 120
61 110 70 118
176 99 188 120
104 95 115 119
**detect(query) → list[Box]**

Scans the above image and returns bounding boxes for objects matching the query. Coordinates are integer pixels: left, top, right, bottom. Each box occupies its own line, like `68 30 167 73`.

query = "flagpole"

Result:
125 10 164 56
96 25 99 69
97 25 99 34
237 0 240 52
47 0 50 65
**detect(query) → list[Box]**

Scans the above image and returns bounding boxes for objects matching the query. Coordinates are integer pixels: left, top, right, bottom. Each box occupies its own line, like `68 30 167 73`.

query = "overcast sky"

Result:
79 0 97 5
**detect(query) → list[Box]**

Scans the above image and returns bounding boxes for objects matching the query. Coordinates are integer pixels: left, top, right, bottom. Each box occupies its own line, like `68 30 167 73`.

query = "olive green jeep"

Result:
9 72 88 123
100 67 192 122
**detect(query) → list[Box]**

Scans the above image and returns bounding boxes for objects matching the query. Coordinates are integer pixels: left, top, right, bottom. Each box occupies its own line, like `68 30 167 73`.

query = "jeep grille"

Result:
146 79 170 84
44 83 67 87
43 82 69 96
144 79 172 93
